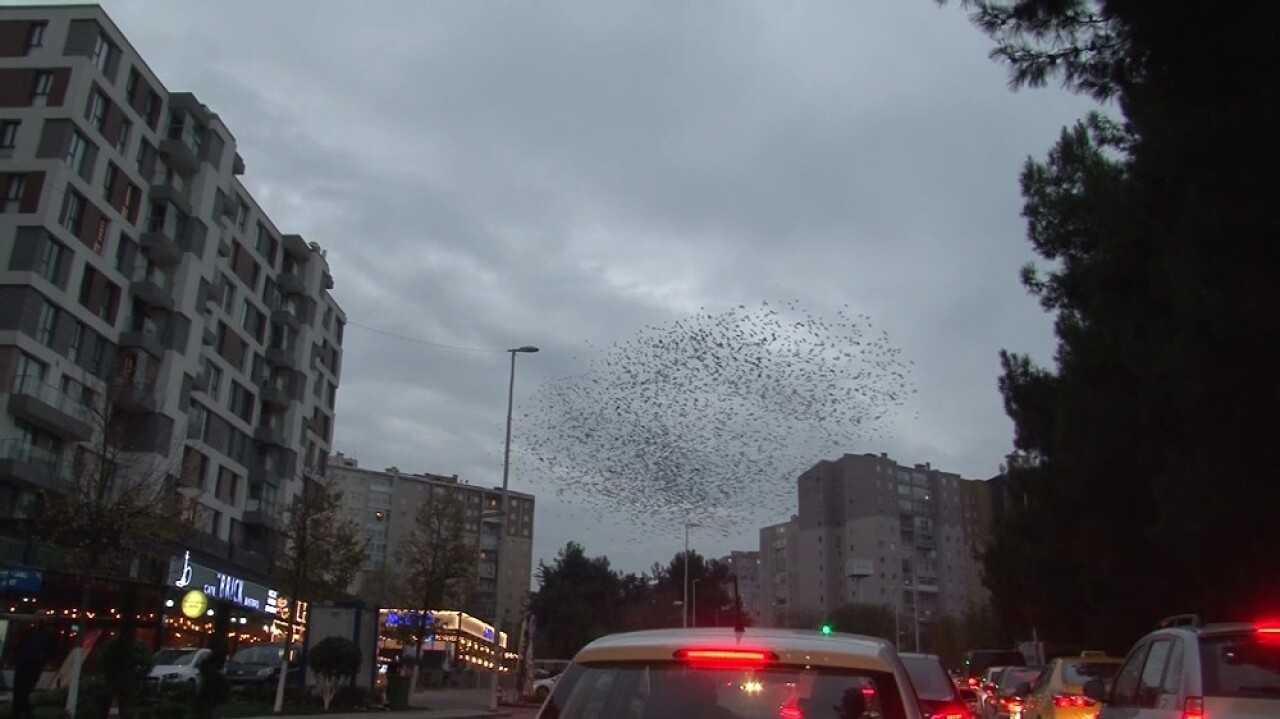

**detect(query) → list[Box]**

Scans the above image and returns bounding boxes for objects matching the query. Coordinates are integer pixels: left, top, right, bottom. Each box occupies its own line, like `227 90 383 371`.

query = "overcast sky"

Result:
73 0 1092 577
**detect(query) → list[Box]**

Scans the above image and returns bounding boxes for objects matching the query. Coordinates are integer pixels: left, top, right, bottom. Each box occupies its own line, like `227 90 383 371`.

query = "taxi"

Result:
536 626 923 719
1022 652 1122 719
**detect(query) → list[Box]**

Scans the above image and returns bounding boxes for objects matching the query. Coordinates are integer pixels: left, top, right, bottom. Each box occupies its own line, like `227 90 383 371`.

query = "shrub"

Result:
306 636 362 710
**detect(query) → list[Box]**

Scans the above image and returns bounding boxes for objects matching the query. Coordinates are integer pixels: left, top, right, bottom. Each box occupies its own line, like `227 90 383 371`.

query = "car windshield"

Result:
541 661 908 719
1200 634 1280 699
153 648 198 666
232 645 283 666
900 655 957 701
997 667 1041 695
1063 661 1120 684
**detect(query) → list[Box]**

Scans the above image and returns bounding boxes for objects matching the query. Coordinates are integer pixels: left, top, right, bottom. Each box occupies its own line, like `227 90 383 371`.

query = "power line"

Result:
345 320 506 353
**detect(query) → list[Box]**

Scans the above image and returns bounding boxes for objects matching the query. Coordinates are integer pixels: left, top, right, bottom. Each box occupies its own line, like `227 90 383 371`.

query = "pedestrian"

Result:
11 621 58 719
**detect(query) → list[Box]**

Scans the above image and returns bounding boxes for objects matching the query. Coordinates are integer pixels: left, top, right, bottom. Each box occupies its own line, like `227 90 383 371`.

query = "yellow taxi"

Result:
536 626 924 719
1023 652 1122 719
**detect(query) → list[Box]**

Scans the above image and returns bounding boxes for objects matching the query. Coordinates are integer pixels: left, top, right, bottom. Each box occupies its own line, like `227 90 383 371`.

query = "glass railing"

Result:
129 263 171 291
0 438 69 479
245 498 278 518
125 314 162 339
164 121 201 156
10 374 92 424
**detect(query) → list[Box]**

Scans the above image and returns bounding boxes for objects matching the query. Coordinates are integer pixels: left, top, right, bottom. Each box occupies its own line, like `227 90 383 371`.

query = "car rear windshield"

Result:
900 655 958 700
540 661 908 719
997 667 1042 695
1063 662 1120 684
153 648 198 666
232 645 283 665
1200 634 1280 699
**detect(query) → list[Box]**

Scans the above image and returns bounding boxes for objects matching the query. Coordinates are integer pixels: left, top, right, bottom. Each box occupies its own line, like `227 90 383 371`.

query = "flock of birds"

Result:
516 301 915 536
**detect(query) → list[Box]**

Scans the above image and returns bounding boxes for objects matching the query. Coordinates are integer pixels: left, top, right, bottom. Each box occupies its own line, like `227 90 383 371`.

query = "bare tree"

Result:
398 488 477 693
35 382 187 717
269 473 365 713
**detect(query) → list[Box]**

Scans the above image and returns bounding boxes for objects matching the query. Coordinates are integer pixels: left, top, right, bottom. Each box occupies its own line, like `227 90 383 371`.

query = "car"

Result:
536 626 924 719
147 647 212 688
980 667 1011 714
959 687 983 716
224 643 301 692
1022 652 1122 719
1082 614 1280 719
900 652 974 719
966 651 1030 688
986 666 1044 719
531 673 559 703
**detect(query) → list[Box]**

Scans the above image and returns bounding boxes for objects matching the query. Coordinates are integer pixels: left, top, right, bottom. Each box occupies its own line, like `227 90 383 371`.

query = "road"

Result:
412 687 542 718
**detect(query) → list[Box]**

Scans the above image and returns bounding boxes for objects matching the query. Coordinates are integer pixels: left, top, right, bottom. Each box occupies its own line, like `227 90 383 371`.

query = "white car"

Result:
1084 615 1280 719
148 647 212 687
536 626 923 719
531 673 559 702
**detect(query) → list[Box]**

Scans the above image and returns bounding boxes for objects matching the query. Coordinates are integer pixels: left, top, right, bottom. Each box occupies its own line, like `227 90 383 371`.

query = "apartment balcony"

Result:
184 529 231 561
282 234 310 261
128 264 174 311
110 380 159 414
119 315 165 359
278 270 306 297
254 423 288 448
149 171 193 216
259 383 290 409
0 439 72 492
266 345 299 371
140 218 181 266
271 306 301 331
161 123 201 176
242 499 280 530
7 375 93 441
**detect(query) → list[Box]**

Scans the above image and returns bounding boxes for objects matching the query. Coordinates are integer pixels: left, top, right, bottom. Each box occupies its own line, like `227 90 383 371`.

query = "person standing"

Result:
11 621 58 719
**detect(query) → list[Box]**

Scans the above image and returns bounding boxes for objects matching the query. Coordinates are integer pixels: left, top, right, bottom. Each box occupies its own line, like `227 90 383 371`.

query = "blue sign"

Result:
0 568 43 593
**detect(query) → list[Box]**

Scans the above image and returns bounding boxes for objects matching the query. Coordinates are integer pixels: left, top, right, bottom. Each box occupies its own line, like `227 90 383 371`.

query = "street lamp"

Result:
489 346 538 712
682 520 700 629
691 578 704 628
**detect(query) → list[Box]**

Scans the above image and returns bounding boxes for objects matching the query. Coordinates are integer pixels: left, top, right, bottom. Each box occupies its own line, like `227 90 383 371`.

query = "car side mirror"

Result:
1082 679 1107 703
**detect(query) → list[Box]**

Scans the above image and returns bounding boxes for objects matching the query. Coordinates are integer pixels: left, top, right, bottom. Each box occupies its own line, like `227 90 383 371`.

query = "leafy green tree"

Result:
397 487 476 692
308 636 363 710
939 0 1280 648
530 542 624 659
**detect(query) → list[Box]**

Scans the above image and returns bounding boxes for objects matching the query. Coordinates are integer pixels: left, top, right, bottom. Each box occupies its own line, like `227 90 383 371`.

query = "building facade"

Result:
758 516 799 627
790 453 985 640
0 4 345 584
326 453 535 635
721 550 763 626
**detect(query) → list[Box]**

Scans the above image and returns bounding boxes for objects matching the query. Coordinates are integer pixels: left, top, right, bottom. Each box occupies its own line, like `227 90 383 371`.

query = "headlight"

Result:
164 673 181 681
257 667 275 677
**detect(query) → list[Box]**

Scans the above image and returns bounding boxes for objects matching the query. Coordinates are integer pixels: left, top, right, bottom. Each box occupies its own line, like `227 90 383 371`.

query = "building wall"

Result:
790 453 984 636
722 550 762 626
0 4 344 582
757 516 798 626
326 453 535 636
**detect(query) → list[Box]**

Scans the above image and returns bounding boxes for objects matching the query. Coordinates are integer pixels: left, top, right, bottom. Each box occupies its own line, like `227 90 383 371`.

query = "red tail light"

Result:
779 699 803 719
1256 624 1280 642
675 648 779 669
1181 697 1204 719
1053 694 1097 708
929 703 970 719
998 697 1024 712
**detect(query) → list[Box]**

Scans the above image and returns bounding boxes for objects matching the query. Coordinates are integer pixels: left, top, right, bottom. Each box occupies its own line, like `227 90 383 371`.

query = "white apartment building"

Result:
0 4 345 584
326 453 535 636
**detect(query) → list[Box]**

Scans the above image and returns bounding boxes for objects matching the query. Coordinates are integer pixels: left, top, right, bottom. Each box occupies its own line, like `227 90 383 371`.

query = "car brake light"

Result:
674 648 779 668
1053 694 1096 708
1256 624 1280 641
929 702 970 719
779 698 803 719
1182 697 1204 719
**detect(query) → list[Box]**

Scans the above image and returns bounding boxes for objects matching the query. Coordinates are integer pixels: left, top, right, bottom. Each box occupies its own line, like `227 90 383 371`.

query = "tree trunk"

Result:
409 608 427 694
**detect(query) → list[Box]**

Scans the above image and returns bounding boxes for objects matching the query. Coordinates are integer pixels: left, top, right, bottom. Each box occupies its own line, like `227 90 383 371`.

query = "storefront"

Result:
378 608 516 673
157 550 307 653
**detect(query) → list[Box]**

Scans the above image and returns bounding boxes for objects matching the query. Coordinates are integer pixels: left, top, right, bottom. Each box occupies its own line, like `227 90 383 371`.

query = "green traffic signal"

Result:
821 624 832 635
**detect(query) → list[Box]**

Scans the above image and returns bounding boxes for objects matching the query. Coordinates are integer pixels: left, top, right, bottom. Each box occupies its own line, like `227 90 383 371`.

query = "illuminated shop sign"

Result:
169 550 275 613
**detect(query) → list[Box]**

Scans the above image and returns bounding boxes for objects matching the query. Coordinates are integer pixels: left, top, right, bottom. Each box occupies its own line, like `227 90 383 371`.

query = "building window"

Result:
36 301 57 346
26 22 47 52
68 321 84 363
93 216 108 254
91 34 111 74
2 174 23 213
189 403 209 441
31 72 54 106
125 68 138 100
102 162 117 199
0 120 18 152
116 119 131 155
88 91 108 132
66 131 89 175
62 192 84 235
37 238 63 284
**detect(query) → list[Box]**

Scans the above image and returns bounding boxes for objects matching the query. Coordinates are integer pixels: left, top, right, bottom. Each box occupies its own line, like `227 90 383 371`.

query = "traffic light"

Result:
821 624 832 635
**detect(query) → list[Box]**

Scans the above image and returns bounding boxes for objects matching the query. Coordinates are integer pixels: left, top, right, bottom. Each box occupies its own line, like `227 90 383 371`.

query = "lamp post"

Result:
682 521 700 629
691 578 703 628
488 346 538 712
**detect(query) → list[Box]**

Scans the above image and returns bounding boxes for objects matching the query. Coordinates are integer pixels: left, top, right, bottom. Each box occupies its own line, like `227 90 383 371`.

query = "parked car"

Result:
224 643 301 692
900 652 974 719
1083 614 1280 719
147 647 212 687
536 626 924 719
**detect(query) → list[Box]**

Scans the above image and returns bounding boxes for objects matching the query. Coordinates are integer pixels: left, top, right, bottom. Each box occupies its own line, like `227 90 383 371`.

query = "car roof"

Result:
574 627 901 673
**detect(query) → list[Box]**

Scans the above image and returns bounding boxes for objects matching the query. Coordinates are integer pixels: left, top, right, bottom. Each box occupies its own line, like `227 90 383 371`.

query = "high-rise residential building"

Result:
721 550 763 626
758 516 799 627
326 453 535 635
0 4 345 584
790 453 982 640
